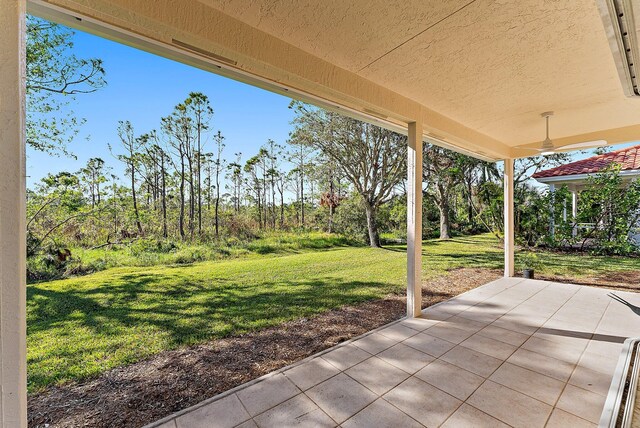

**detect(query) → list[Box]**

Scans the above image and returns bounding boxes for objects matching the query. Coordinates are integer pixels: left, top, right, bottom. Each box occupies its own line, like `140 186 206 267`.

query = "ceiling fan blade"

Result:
514 140 608 154
553 140 608 151
513 143 543 150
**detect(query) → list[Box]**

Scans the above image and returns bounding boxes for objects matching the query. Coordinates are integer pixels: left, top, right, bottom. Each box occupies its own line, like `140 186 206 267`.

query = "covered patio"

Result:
149 277 636 428
3 0 640 427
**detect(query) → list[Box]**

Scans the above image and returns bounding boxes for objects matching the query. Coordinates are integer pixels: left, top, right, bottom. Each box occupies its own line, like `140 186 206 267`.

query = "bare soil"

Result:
536 270 640 292
27 268 499 427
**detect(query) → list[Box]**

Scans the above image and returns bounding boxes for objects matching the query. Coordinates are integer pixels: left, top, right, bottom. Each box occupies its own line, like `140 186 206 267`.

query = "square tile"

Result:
477 324 530 346
377 343 434 374
546 408 596 428
506 348 575 382
584 338 623 357
425 323 475 344
556 384 607 424
460 334 517 360
351 333 396 355
422 308 454 321
489 362 565 405
578 350 619 376
415 359 484 400
321 344 370 371
441 403 509 428
377 324 419 341
521 335 584 365
467 380 552 428
341 399 422 428
568 364 613 396
398 316 439 331
403 332 455 357
306 373 376 424
284 358 340 391
446 316 488 333
237 374 300 416
492 314 546 335
345 356 409 395
383 376 462 427
253 394 335 428
441 345 503 377
456 307 505 324
175 394 250 428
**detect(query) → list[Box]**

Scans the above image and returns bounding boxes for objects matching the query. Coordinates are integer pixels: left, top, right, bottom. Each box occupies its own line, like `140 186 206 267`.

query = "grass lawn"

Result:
27 233 639 392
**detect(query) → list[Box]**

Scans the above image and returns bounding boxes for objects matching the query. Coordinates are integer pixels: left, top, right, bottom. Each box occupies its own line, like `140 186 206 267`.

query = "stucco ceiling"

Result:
200 0 640 148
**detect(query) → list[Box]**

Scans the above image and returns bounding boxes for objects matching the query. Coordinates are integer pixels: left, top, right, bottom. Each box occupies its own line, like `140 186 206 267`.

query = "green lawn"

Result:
27 233 639 392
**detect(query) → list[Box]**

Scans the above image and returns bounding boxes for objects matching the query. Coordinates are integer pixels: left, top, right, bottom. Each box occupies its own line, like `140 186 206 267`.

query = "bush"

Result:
331 195 369 243
129 238 178 255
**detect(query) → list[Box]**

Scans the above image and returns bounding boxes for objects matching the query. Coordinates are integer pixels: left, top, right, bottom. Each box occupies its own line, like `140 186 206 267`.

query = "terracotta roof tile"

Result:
532 144 640 179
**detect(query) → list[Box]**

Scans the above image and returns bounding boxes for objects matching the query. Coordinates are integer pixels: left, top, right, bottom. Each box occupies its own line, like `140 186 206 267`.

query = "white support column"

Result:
407 121 423 317
503 159 514 277
571 190 578 237
549 183 556 238
0 0 27 426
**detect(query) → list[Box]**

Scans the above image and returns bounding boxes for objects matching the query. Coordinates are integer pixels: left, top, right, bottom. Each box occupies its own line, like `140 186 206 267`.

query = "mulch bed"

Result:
535 270 640 293
28 268 501 427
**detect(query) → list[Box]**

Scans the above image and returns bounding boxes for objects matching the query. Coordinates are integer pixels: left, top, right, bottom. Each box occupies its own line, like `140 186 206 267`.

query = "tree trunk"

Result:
279 187 285 229
364 202 381 247
130 162 143 235
161 158 168 238
328 180 335 233
467 180 474 227
179 156 186 239
328 205 334 233
438 203 451 240
214 170 220 238
197 134 202 236
300 173 305 227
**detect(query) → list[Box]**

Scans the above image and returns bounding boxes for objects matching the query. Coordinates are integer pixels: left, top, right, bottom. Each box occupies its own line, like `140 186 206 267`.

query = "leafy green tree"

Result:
26 16 105 155
79 158 107 208
115 121 144 235
290 102 406 247
422 145 466 239
577 165 640 254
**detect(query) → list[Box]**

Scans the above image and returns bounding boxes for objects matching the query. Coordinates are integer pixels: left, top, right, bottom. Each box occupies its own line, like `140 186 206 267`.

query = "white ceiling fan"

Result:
516 112 608 155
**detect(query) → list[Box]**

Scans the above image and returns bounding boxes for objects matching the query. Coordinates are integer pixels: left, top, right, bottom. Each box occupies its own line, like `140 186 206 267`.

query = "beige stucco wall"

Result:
0 0 27 426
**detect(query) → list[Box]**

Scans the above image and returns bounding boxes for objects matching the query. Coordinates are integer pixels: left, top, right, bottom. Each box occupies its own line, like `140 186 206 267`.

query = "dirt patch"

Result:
535 270 640 293
28 268 500 428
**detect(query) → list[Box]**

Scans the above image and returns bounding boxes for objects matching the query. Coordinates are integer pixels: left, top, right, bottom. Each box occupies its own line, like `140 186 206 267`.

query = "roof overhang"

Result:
535 169 640 185
26 0 640 162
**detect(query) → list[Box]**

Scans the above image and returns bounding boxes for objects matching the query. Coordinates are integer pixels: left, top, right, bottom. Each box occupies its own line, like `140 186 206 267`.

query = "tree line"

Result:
28 90 580 254
25 15 640 282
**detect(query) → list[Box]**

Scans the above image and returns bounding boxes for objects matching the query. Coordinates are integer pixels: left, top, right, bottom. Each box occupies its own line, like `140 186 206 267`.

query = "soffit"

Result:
202 0 640 147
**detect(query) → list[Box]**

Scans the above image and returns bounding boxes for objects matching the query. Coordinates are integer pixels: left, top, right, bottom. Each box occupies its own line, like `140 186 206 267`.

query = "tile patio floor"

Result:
147 277 640 428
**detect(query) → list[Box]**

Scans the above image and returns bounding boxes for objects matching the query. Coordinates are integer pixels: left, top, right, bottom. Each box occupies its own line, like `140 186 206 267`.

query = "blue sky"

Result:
27 24 296 186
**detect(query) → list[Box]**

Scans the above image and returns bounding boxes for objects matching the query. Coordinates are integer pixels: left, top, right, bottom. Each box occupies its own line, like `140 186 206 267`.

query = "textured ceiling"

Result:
200 0 640 147
199 0 469 72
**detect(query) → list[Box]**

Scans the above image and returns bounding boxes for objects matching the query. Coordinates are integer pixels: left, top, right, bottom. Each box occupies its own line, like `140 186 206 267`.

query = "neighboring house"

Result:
532 144 640 244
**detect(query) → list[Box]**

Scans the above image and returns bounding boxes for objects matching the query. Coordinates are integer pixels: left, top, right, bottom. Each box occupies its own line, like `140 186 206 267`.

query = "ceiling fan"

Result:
516 112 608 155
